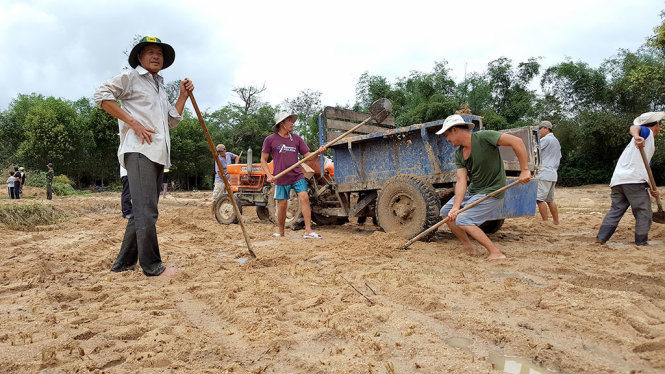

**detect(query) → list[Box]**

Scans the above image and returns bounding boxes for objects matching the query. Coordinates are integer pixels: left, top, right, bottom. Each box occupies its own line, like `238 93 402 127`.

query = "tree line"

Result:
2 15 664 190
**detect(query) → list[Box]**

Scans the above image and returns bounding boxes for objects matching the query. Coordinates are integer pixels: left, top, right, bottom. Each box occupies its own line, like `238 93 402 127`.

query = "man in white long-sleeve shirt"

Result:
596 112 662 246
94 36 194 276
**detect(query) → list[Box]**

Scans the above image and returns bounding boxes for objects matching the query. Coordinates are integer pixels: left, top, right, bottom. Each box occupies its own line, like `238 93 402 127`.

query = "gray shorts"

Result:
439 193 504 226
537 180 556 202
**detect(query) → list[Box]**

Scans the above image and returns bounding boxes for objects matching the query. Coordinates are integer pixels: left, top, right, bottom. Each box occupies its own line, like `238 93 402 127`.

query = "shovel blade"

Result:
653 211 665 224
369 98 392 124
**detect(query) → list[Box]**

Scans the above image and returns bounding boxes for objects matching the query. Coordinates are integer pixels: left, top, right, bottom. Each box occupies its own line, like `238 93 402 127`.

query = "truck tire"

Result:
312 212 349 226
214 194 242 224
256 206 270 221
267 185 304 229
376 175 441 240
479 219 504 235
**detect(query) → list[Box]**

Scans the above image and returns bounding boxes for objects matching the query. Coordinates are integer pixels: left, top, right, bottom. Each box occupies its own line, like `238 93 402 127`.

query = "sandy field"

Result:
1 185 664 373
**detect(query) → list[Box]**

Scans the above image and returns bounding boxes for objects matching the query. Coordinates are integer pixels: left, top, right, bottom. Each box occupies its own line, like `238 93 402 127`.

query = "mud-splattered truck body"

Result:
310 107 540 239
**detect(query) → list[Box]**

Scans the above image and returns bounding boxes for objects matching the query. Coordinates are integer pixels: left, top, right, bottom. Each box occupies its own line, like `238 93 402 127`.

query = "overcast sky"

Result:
1 0 663 113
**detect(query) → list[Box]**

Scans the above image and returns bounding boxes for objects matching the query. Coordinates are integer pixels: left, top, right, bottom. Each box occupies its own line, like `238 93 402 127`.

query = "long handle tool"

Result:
189 92 256 258
638 147 665 224
399 180 523 250
272 98 393 182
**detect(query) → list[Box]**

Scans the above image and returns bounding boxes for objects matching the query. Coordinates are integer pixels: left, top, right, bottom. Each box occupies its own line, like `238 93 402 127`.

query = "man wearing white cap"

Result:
437 114 532 259
596 112 662 246
261 112 325 239
535 121 562 224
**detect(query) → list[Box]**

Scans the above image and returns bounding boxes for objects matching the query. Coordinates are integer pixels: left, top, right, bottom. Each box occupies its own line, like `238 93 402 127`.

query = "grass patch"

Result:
0 203 69 229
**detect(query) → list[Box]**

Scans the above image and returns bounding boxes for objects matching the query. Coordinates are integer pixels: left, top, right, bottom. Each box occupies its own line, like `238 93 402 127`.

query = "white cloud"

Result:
0 0 663 112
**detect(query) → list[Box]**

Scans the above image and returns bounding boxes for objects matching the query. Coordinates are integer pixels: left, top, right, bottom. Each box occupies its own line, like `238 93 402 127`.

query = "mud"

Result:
0 185 663 373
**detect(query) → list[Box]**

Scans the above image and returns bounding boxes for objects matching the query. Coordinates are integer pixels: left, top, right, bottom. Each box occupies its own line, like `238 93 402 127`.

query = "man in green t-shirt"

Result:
437 115 532 259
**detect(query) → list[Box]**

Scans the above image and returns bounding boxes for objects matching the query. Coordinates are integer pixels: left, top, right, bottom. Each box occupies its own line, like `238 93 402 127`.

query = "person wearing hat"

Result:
46 163 54 200
93 36 194 276
535 120 562 225
436 114 532 259
596 112 662 246
261 112 326 239
212 144 240 201
17 166 25 197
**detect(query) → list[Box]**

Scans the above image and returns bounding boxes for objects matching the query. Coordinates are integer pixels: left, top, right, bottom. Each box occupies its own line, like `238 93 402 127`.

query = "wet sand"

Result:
1 185 664 373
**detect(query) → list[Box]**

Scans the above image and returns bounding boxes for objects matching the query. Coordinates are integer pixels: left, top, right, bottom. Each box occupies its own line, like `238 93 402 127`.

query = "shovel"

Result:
638 147 665 224
188 92 256 258
272 98 393 182
399 179 523 250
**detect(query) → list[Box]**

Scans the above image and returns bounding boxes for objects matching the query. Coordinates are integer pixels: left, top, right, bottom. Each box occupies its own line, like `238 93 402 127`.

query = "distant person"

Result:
13 169 21 200
596 112 662 246
212 144 239 201
535 121 562 224
437 114 532 260
120 166 132 218
261 112 325 239
46 163 54 200
7 172 15 199
161 168 169 198
94 36 194 276
18 167 25 196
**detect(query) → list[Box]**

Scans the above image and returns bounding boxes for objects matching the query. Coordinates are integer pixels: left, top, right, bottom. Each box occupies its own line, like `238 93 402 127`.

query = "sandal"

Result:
303 232 322 239
271 233 283 238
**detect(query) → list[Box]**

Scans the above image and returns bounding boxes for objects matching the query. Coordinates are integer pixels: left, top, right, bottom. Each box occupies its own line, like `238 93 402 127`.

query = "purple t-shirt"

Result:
262 133 310 185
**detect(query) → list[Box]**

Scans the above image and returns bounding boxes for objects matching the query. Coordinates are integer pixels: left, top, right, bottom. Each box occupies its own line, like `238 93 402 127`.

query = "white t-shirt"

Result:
610 127 655 187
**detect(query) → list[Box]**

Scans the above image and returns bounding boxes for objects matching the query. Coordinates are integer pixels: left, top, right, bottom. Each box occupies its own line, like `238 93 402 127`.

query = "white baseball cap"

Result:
435 114 475 135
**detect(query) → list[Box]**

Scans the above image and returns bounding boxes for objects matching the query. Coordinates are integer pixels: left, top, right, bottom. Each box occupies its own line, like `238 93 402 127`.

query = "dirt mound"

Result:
0 185 663 373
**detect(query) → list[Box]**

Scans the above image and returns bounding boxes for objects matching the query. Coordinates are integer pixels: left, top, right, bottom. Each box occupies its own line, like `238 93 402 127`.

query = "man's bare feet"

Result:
552 220 559 225
487 253 507 260
159 267 181 276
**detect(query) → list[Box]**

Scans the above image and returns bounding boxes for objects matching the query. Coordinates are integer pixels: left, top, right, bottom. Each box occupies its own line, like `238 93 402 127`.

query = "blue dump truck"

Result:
293 106 541 240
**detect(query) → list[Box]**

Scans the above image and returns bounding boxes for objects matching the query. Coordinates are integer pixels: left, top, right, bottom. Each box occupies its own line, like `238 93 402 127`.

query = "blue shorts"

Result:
274 178 308 200
439 193 504 226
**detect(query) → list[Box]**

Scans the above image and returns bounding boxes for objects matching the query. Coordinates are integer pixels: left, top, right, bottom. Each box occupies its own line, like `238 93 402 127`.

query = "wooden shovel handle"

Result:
400 179 522 250
638 147 663 211
272 112 381 182
188 91 256 258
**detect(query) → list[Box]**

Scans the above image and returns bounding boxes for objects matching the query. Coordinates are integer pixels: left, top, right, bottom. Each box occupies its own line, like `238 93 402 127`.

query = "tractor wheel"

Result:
267 185 304 229
256 206 270 221
312 212 349 226
376 175 441 240
214 194 242 224
479 219 504 235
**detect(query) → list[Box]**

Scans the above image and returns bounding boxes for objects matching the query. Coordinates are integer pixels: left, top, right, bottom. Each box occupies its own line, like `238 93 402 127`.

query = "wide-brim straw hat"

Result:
435 114 475 135
272 112 298 133
633 111 665 126
128 36 175 70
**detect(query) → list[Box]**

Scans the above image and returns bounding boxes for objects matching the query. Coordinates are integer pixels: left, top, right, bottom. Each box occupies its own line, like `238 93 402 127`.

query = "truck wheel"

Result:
479 219 504 235
214 194 242 224
377 175 441 240
312 212 349 226
267 185 304 229
256 206 270 221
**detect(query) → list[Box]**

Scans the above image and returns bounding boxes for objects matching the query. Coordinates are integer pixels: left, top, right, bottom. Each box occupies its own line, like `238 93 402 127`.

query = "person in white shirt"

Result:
596 112 662 246
535 121 562 224
94 36 194 276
